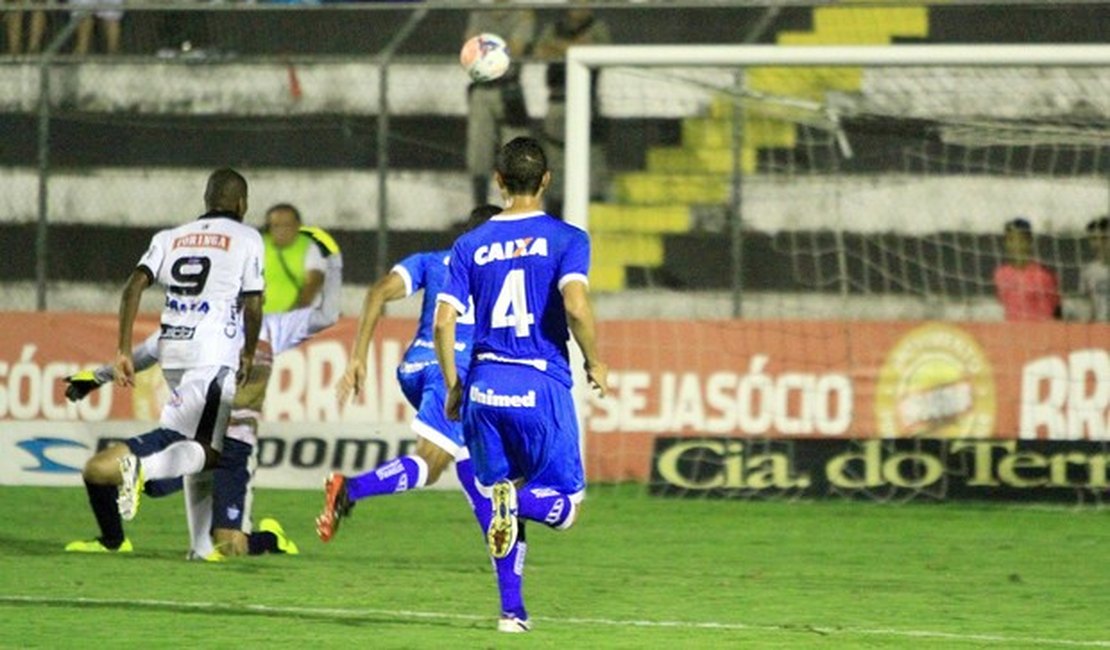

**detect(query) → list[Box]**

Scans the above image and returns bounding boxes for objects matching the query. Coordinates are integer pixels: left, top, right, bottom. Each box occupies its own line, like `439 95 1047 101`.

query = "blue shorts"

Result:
397 362 468 458
463 364 584 496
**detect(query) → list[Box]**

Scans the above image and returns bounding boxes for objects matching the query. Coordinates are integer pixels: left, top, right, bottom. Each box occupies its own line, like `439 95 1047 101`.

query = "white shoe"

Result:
117 454 144 521
497 615 531 633
488 480 519 560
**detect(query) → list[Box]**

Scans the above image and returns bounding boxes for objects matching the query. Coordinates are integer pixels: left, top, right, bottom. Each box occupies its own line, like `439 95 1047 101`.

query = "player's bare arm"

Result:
433 301 462 420
65 332 160 401
115 269 152 388
239 292 263 387
563 280 608 397
338 271 408 403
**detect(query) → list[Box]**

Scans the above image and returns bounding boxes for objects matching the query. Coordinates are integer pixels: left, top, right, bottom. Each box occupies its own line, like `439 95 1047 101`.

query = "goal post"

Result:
564 44 1110 230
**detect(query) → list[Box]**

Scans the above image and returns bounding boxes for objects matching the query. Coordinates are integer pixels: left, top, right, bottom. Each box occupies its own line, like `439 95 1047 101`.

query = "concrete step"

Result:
646 146 757 175
592 233 665 267
590 203 692 233
614 173 731 204
588 264 626 293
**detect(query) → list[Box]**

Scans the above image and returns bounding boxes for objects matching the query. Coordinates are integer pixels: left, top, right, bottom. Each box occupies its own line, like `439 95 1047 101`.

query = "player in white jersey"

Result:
65 226 342 558
1080 216 1109 322
65 168 264 554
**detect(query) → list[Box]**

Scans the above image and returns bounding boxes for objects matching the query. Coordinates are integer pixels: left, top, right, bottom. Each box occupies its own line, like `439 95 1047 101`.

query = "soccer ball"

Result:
460 33 511 83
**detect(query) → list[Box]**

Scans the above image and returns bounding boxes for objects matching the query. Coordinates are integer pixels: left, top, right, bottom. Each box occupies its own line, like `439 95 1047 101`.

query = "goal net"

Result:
563 44 1110 500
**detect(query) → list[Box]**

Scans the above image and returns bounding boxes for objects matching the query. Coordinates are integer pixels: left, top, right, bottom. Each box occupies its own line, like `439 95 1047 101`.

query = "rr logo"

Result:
16 437 88 473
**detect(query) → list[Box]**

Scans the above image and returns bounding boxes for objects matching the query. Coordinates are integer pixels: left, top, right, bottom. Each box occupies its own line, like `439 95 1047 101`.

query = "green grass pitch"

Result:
0 485 1107 649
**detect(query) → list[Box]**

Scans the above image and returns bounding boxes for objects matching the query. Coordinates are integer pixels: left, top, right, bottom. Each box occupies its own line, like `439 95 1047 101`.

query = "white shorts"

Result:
159 365 235 451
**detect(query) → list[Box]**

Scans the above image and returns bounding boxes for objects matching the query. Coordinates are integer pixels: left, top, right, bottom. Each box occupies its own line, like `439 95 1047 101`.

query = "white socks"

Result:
185 472 215 558
140 440 207 481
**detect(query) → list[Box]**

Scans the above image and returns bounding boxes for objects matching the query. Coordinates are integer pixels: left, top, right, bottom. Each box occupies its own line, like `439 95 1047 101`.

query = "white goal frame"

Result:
563 44 1110 230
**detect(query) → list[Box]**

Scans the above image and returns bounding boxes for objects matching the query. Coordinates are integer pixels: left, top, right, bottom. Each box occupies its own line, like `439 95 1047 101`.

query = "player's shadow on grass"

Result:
0 533 95 557
18 598 468 630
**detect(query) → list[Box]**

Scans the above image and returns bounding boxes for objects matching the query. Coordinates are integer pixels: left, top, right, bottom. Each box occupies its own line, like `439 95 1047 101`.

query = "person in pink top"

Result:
993 218 1061 321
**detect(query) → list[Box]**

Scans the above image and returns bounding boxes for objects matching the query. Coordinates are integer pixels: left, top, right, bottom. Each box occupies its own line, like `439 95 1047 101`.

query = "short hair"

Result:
265 203 303 225
495 137 548 196
1086 216 1109 234
450 204 502 239
1005 217 1033 235
204 168 248 213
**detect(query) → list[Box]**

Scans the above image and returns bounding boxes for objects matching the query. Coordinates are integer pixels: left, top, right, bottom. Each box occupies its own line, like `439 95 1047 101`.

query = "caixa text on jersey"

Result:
164 296 210 314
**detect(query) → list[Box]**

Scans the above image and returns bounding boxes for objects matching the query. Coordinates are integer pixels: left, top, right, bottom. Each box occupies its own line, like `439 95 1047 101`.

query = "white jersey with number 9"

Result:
137 215 265 370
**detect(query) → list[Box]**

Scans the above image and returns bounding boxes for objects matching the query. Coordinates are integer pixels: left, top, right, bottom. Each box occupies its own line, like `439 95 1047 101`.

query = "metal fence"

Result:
1 2 1107 316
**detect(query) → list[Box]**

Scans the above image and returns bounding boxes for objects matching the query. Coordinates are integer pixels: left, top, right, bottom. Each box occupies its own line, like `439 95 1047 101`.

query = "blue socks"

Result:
493 522 527 620
346 455 429 502
487 485 577 622
518 486 576 529
455 458 492 535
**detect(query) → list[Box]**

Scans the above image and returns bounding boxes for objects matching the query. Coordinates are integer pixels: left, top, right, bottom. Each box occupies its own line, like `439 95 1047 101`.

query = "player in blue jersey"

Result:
315 204 503 543
434 137 608 633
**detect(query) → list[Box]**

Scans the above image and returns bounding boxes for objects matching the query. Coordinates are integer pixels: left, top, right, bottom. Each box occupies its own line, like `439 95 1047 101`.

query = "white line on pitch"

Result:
1 595 1108 648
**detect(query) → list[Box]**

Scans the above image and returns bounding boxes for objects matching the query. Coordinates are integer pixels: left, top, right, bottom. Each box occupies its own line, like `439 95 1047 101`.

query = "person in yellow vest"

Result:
263 203 326 314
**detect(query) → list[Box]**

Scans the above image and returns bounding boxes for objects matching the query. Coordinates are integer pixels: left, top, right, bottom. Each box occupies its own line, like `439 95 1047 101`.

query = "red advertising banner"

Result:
0 313 1106 483
586 320 1108 480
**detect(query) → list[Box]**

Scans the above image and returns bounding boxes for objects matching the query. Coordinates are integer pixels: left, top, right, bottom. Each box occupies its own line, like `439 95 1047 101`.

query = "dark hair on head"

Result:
495 137 548 196
204 168 248 215
1087 216 1109 234
265 203 302 224
449 203 502 239
1005 217 1032 234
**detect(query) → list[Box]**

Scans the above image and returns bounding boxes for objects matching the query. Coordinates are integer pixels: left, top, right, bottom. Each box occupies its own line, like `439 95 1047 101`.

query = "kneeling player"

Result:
66 225 342 559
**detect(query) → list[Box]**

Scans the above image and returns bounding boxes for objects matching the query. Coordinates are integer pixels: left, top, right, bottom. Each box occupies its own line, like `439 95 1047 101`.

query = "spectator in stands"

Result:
70 0 122 55
1080 216 1109 321
993 217 1061 321
533 2 611 217
262 203 327 314
5 1 46 55
464 0 535 207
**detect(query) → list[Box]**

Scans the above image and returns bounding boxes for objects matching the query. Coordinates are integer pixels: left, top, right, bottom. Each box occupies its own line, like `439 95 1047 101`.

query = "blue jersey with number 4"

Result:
393 250 474 368
438 211 591 388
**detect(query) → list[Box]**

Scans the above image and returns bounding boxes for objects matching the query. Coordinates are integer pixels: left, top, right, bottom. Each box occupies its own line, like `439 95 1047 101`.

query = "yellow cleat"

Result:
65 538 134 553
185 549 227 562
259 517 299 555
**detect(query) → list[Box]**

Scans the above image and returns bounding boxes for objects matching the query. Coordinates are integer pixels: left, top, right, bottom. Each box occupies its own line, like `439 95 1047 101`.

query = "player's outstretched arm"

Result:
433 302 462 420
115 269 152 387
563 281 608 397
65 330 161 402
338 271 407 403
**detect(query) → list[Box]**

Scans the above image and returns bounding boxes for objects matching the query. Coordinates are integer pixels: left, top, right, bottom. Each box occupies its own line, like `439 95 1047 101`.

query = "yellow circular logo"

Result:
875 323 995 438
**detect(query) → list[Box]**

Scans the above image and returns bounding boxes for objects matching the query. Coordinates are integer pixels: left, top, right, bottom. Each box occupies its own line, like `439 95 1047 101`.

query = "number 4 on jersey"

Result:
491 269 535 337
